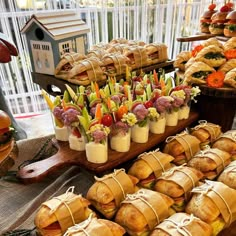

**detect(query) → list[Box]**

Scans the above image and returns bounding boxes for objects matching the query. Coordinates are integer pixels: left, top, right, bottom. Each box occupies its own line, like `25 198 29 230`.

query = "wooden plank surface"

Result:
17 111 199 184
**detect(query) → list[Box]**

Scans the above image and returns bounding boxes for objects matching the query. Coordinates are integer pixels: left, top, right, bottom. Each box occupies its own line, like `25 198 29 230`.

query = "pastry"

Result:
223 37 236 51
34 187 94 236
150 212 213 236
115 188 174 236
218 59 236 73
201 38 224 49
173 51 192 71
187 147 231 180
128 149 174 189
163 131 201 165
224 68 236 88
195 45 226 68
154 165 203 212
183 61 215 85
86 169 138 219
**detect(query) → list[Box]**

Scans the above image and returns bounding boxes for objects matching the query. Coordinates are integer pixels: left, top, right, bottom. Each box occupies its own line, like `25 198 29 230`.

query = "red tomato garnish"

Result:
101 113 113 127
220 5 230 12
144 100 153 109
208 3 216 11
224 49 236 60
206 71 225 88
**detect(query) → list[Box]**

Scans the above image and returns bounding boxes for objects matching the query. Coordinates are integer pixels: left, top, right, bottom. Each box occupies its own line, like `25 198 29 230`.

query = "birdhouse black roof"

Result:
21 11 90 40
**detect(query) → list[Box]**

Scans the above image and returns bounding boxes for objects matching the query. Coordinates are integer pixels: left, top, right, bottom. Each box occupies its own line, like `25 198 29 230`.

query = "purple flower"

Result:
171 96 184 108
111 95 121 105
92 130 106 143
111 121 129 136
62 108 81 126
154 96 173 113
132 104 148 122
183 87 191 104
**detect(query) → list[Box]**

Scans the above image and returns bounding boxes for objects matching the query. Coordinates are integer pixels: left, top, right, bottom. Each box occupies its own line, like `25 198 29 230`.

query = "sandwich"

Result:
67 57 107 86
64 215 126 236
0 110 18 177
190 121 222 149
34 188 94 236
209 11 228 35
163 132 201 165
195 45 226 68
183 61 215 85
128 149 174 189
150 212 213 236
54 52 87 80
224 10 236 37
86 169 139 219
187 147 231 180
173 51 192 72
186 180 236 236
101 53 130 76
218 160 236 189
87 48 108 59
199 7 217 33
144 43 168 65
224 68 236 88
115 188 174 236
212 130 236 160
154 165 203 212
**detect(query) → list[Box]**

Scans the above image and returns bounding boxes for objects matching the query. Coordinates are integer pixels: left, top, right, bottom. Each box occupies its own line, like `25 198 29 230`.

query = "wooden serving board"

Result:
17 111 199 184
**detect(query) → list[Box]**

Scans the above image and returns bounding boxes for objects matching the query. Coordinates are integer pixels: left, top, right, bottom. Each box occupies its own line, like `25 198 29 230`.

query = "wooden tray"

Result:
32 60 175 96
17 111 199 184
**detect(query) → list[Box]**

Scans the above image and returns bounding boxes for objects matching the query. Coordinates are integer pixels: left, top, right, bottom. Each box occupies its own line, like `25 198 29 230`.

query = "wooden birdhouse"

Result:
21 11 90 75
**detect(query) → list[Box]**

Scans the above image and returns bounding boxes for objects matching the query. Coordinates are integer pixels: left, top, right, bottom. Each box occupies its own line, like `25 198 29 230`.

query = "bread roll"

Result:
154 165 203 212
86 169 138 219
150 213 213 236
163 132 201 165
187 147 231 180
35 188 94 236
224 68 236 88
115 188 174 236
195 45 226 68
186 180 236 235
128 150 174 189
64 215 126 236
218 160 236 189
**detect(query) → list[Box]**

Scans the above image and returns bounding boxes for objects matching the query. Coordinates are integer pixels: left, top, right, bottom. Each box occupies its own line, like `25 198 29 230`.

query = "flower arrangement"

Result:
86 123 110 144
147 107 160 122
154 96 174 114
131 103 149 127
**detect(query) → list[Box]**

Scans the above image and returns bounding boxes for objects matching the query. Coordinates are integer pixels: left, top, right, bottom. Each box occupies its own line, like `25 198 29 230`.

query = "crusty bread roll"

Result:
115 188 174 236
174 51 192 71
187 147 231 180
186 180 236 235
163 132 201 165
86 169 138 219
154 165 203 212
35 188 94 236
218 160 236 189
64 215 126 236
128 150 174 189
212 130 236 159
195 45 226 68
224 68 236 88
144 43 168 65
183 61 215 85
190 121 222 149
54 52 87 80
150 213 213 236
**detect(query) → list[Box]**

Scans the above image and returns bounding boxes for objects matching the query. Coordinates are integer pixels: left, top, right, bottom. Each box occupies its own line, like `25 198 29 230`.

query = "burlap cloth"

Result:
0 135 95 234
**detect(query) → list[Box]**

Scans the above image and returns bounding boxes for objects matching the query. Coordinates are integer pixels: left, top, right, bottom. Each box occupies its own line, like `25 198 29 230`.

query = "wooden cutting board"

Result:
17 111 199 184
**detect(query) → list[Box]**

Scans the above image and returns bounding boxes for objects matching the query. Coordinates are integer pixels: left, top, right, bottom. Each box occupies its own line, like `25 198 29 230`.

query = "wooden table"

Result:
32 60 175 96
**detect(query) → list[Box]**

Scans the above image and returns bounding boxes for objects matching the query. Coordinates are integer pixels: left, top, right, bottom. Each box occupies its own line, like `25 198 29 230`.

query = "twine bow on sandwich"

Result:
165 131 188 143
63 213 94 236
164 214 196 236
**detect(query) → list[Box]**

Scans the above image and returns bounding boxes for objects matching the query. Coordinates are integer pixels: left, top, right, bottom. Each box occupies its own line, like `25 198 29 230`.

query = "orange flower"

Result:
191 45 204 57
224 49 236 60
206 71 225 88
